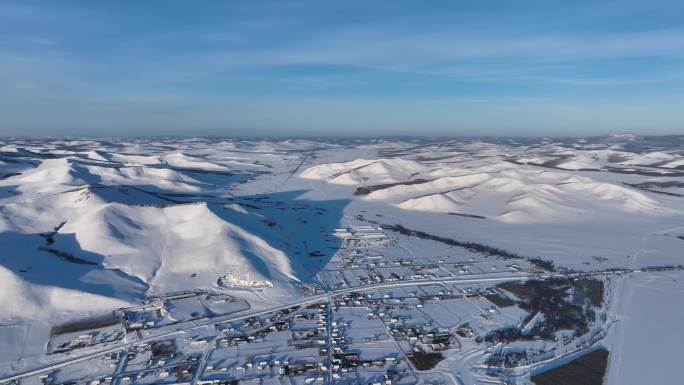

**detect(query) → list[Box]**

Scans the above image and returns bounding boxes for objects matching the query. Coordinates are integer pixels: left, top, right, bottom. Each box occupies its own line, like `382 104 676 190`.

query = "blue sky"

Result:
1 0 683 137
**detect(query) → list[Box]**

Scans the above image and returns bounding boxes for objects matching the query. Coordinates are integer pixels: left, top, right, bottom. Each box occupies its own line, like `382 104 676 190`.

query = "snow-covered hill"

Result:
0 265 128 320
301 158 671 223
299 158 426 185
0 141 346 326
0 135 682 331
60 202 298 291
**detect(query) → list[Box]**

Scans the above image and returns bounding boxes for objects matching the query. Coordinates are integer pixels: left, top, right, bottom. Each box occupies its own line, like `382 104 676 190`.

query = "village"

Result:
0 222 644 385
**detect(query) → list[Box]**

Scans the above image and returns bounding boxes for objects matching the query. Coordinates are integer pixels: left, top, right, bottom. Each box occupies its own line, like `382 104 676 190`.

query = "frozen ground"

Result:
605 272 684 385
0 135 682 385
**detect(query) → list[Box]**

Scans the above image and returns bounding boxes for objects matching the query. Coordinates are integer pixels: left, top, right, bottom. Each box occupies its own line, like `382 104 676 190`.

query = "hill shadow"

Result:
208 190 351 283
70 187 351 287
0 186 348 302
0 231 148 301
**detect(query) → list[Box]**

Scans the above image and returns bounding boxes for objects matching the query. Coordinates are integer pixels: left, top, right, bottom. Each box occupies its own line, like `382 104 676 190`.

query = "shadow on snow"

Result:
0 231 148 301
0 189 349 303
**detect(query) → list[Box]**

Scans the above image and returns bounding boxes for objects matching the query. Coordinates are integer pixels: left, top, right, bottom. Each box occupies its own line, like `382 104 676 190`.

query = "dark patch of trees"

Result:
39 221 68 245
50 312 121 336
354 179 432 196
527 257 556 272
481 327 525 344
485 349 529 368
448 212 486 219
407 351 444 371
531 348 609 385
483 293 516 308
39 247 97 265
380 223 522 259
151 340 176 358
485 278 604 343
640 264 683 272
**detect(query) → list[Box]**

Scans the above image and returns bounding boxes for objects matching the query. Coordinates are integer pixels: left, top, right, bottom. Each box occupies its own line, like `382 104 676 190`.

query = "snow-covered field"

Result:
0 135 682 384
605 272 684 385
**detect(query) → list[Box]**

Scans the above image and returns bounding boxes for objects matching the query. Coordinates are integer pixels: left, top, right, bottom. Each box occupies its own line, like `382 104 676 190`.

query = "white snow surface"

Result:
305 160 671 223
0 136 682 383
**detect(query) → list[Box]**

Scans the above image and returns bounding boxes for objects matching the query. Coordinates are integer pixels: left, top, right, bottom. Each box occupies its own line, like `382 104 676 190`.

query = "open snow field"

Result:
605 272 684 385
0 135 682 384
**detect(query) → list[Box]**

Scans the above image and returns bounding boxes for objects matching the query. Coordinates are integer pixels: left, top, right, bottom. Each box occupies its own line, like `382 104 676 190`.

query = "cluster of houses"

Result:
118 342 199 384
191 299 413 385
124 303 164 331
197 305 334 382
334 287 465 314
333 225 394 252
216 308 297 348
400 327 453 353
48 327 125 355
